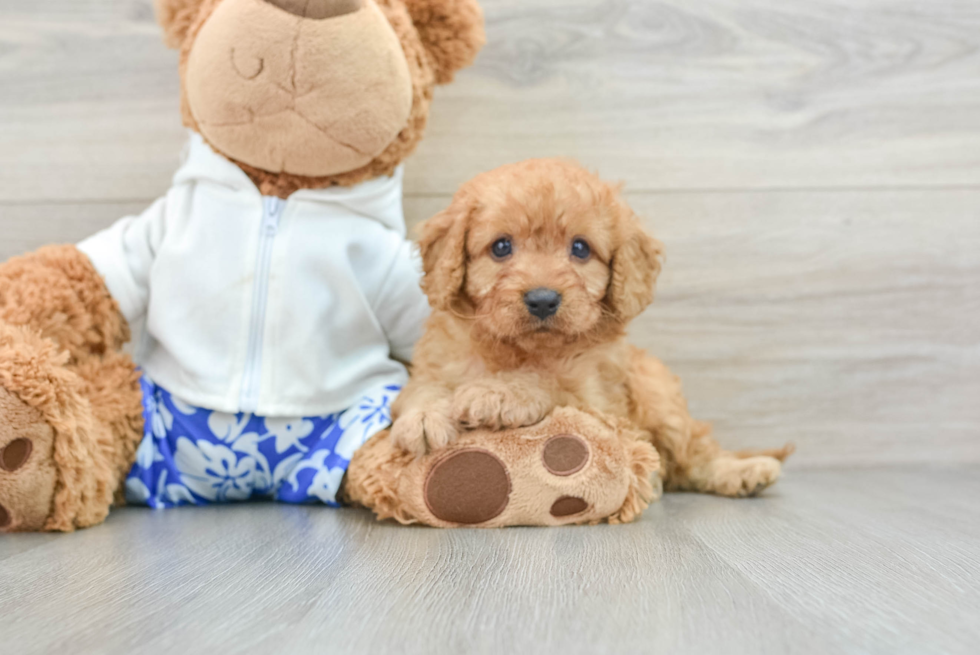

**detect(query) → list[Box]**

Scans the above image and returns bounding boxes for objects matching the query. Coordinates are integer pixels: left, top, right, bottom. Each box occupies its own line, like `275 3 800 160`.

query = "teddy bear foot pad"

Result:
423 433 596 524
392 407 657 528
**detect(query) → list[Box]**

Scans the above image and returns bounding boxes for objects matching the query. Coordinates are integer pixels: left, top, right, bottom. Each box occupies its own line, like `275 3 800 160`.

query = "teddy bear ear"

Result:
403 0 486 84
154 0 207 49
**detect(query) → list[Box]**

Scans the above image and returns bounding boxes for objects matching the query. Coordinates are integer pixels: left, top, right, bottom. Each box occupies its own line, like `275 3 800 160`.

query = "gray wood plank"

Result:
679 468 980 655
3 0 980 201
1 468 977 655
0 201 149 259
629 190 980 467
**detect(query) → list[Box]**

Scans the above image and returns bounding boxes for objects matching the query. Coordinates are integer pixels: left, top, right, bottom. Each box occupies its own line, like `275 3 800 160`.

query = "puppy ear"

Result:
417 196 473 311
403 0 486 84
154 0 207 49
606 217 664 323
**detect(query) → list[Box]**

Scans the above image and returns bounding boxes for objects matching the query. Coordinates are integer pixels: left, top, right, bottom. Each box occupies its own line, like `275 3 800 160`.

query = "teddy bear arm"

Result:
0 244 130 361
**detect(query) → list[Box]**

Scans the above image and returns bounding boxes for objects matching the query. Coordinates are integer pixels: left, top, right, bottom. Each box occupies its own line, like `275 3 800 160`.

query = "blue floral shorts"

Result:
125 376 399 508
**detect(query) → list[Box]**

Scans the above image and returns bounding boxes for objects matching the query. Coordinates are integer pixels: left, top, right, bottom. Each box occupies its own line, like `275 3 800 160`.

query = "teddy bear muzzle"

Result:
263 0 363 20
185 0 413 178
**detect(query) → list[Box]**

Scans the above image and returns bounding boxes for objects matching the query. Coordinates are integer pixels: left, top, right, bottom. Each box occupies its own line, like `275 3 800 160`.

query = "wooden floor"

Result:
2 0 979 652
2 469 979 655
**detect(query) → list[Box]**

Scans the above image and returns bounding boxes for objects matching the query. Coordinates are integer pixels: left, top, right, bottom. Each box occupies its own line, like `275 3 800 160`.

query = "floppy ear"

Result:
154 0 207 49
403 0 486 84
417 195 473 311
606 218 664 324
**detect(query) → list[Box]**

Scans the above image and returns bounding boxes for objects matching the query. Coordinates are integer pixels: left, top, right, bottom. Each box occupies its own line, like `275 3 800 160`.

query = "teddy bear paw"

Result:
405 407 659 527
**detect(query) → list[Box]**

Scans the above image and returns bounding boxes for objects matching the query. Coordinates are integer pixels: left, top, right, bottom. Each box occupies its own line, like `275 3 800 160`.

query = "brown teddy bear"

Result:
0 0 660 532
0 0 481 531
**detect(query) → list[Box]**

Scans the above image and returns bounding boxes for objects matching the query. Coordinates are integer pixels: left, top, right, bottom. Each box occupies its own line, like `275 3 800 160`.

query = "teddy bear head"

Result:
154 0 484 196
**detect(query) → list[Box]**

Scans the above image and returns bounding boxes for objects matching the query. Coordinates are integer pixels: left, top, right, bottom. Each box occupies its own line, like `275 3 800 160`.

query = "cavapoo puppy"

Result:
391 159 793 497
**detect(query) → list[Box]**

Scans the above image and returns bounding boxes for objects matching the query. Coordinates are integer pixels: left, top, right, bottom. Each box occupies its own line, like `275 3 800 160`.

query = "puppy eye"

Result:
491 237 513 260
571 238 591 260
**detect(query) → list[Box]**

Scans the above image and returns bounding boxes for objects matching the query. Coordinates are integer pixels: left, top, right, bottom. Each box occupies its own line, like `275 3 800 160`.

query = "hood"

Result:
172 131 407 237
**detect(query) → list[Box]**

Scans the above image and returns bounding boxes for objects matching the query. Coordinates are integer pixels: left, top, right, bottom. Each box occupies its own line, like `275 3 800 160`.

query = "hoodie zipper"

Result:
239 196 283 413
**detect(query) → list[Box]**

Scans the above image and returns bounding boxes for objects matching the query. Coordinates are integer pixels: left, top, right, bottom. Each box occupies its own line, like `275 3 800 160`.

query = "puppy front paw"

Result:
390 410 459 457
452 381 552 431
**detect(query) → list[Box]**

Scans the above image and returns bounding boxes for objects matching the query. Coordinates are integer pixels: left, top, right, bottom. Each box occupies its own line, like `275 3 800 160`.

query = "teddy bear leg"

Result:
344 407 662 527
0 246 142 532
0 322 123 532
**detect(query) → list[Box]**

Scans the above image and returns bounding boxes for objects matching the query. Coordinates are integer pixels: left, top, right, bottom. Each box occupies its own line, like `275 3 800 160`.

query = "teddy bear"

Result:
0 0 489 532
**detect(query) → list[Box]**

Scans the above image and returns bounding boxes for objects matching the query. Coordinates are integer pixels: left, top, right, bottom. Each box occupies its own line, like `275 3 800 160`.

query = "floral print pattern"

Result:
126 376 399 508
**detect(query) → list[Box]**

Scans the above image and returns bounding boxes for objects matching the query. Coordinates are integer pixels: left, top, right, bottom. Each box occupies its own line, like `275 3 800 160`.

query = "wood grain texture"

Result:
1 468 978 655
3 0 980 201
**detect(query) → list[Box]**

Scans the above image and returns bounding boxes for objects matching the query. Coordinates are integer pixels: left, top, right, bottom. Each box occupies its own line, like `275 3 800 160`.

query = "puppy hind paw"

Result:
702 456 782 498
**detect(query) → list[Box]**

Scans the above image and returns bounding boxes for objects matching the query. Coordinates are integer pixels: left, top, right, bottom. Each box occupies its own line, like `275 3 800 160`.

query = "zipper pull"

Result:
263 197 283 234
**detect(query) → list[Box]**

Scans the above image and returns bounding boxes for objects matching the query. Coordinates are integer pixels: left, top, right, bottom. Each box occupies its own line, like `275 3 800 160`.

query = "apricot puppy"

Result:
391 159 793 497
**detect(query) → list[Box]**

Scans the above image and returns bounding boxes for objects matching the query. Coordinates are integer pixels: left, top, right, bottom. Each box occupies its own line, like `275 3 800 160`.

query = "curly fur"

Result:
154 0 206 48
606 419 663 524
343 429 420 524
404 0 485 83
0 245 130 362
394 160 793 497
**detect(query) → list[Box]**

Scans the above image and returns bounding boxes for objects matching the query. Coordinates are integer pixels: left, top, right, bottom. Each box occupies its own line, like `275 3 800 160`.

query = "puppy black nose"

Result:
264 0 363 19
524 288 562 320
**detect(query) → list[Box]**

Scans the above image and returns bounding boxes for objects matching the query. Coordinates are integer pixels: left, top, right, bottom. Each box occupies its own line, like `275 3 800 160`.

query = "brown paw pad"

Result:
1 438 32 472
0 503 10 529
542 434 590 476
550 496 588 517
425 449 511 525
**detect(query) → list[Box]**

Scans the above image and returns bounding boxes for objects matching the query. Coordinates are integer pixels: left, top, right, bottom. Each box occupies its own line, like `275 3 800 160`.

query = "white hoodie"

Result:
79 133 430 417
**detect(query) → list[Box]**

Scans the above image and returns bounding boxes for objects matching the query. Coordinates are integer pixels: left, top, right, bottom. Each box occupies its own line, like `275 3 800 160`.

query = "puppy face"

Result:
419 159 663 349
